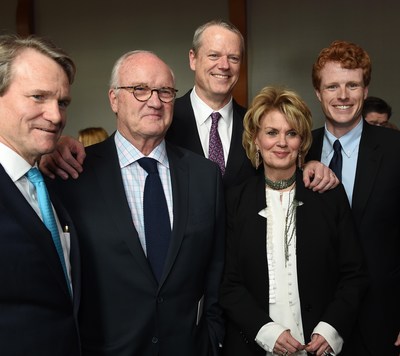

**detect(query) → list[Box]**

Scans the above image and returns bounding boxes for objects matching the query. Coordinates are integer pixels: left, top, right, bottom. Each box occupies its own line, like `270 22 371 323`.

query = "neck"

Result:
264 169 296 191
194 87 232 111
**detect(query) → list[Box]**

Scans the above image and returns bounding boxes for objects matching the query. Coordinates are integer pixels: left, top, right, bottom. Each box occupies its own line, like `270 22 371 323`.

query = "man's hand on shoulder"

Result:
40 135 86 180
302 160 339 193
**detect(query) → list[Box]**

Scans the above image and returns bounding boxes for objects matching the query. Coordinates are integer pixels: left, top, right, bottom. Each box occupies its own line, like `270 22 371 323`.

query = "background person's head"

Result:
78 127 109 147
362 96 392 127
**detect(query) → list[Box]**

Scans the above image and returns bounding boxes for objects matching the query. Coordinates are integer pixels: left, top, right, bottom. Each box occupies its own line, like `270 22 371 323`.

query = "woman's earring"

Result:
297 152 302 169
256 150 260 168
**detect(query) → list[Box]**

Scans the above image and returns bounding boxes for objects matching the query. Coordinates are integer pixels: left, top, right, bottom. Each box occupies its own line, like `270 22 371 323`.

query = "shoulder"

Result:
232 99 247 118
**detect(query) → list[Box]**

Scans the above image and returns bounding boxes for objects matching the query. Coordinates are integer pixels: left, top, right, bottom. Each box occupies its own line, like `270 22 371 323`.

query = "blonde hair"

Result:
78 127 109 147
243 86 313 168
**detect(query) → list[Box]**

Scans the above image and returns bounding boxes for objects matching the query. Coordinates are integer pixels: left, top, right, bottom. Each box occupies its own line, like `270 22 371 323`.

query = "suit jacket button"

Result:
305 304 312 312
157 297 164 303
152 337 158 344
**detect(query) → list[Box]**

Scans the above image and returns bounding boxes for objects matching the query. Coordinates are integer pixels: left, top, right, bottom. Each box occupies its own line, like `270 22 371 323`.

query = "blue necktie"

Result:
329 139 343 181
26 167 72 295
209 112 225 175
138 158 171 282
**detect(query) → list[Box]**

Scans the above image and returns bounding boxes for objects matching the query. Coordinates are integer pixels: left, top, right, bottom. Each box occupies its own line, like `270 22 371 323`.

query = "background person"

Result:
220 86 367 356
362 95 392 127
78 126 109 147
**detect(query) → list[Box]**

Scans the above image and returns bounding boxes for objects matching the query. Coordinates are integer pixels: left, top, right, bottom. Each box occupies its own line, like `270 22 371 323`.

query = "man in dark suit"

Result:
306 40 400 355
51 50 225 356
166 19 336 191
0 34 81 355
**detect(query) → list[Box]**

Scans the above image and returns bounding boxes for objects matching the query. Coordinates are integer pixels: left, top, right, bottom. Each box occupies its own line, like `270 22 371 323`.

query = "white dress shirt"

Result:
190 86 233 163
115 131 173 255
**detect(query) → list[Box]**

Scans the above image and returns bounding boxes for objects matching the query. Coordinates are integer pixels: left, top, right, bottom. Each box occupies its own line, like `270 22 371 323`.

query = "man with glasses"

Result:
49 50 225 356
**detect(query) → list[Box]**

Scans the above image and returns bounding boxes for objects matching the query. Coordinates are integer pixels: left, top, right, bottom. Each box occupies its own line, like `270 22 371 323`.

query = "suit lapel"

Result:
158 144 188 286
224 100 247 179
173 91 205 156
0 165 72 297
87 136 156 282
352 124 382 220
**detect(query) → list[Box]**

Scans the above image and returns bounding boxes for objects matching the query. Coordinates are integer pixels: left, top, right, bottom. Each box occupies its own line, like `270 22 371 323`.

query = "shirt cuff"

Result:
255 322 289 352
312 321 343 355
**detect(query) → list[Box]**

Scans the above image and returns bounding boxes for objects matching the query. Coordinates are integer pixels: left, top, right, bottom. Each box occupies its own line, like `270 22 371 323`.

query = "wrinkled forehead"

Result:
119 54 175 87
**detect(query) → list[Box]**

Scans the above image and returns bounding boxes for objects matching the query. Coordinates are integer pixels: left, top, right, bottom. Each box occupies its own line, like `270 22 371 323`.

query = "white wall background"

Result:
2 0 399 136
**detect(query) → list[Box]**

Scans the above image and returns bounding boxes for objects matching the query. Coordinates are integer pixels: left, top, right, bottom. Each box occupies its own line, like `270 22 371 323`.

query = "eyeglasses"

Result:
115 85 178 103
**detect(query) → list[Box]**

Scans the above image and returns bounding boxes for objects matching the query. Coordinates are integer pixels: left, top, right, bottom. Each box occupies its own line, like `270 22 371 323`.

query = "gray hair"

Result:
191 19 245 56
109 50 175 89
0 34 76 95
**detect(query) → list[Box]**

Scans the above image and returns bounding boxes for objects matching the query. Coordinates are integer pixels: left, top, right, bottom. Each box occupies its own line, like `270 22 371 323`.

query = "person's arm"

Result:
39 136 86 179
302 160 339 193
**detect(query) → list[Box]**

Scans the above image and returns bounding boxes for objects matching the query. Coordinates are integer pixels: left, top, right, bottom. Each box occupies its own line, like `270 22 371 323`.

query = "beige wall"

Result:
2 0 399 136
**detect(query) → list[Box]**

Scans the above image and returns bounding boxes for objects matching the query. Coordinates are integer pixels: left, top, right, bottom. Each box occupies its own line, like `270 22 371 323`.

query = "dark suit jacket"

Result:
307 121 400 355
0 164 81 356
219 170 368 356
51 134 225 356
166 90 256 189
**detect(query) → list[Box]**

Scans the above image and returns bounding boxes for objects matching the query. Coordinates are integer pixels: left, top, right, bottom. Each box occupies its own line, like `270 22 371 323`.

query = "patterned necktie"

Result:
209 112 225 175
329 139 343 181
138 158 171 282
26 167 72 295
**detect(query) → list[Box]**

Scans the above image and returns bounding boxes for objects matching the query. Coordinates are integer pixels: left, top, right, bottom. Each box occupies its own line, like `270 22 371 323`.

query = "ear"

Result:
109 88 118 114
363 86 369 99
189 49 196 71
315 89 322 102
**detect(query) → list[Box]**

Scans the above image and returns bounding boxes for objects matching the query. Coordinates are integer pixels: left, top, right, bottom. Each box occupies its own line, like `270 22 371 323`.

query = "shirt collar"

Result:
115 130 169 169
190 86 233 126
324 119 363 158
0 142 33 182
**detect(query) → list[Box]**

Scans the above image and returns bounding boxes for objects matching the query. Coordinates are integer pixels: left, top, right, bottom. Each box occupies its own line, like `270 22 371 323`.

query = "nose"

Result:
338 85 349 100
218 56 230 69
277 133 287 146
147 90 163 108
43 100 63 124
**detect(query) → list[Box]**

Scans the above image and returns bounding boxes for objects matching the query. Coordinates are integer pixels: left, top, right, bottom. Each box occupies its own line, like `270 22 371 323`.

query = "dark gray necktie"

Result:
138 158 171 282
329 139 343 181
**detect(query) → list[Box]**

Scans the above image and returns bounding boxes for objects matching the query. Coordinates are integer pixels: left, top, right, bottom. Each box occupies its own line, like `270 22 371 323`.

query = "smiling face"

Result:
0 49 70 165
189 25 242 110
109 52 175 154
316 61 368 137
255 109 301 181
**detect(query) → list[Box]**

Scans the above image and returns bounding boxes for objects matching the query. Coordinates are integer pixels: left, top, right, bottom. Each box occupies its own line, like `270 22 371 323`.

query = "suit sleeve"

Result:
205 169 226 355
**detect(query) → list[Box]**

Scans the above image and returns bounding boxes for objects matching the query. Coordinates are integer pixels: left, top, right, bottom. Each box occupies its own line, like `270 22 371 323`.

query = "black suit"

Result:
0 164 81 356
307 121 400 355
166 90 256 189
51 134 225 356
220 170 368 355
220 170 367 355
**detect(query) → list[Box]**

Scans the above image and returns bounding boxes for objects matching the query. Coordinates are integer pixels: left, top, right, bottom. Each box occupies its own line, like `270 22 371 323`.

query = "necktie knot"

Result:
138 157 158 174
26 167 44 184
211 111 222 124
333 139 342 153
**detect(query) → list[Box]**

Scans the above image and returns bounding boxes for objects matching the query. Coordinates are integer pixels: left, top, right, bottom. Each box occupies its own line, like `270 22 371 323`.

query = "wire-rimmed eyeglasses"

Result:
115 85 178 103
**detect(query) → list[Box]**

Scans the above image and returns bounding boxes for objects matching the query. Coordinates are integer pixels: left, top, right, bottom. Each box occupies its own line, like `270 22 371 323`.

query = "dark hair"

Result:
362 96 392 119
